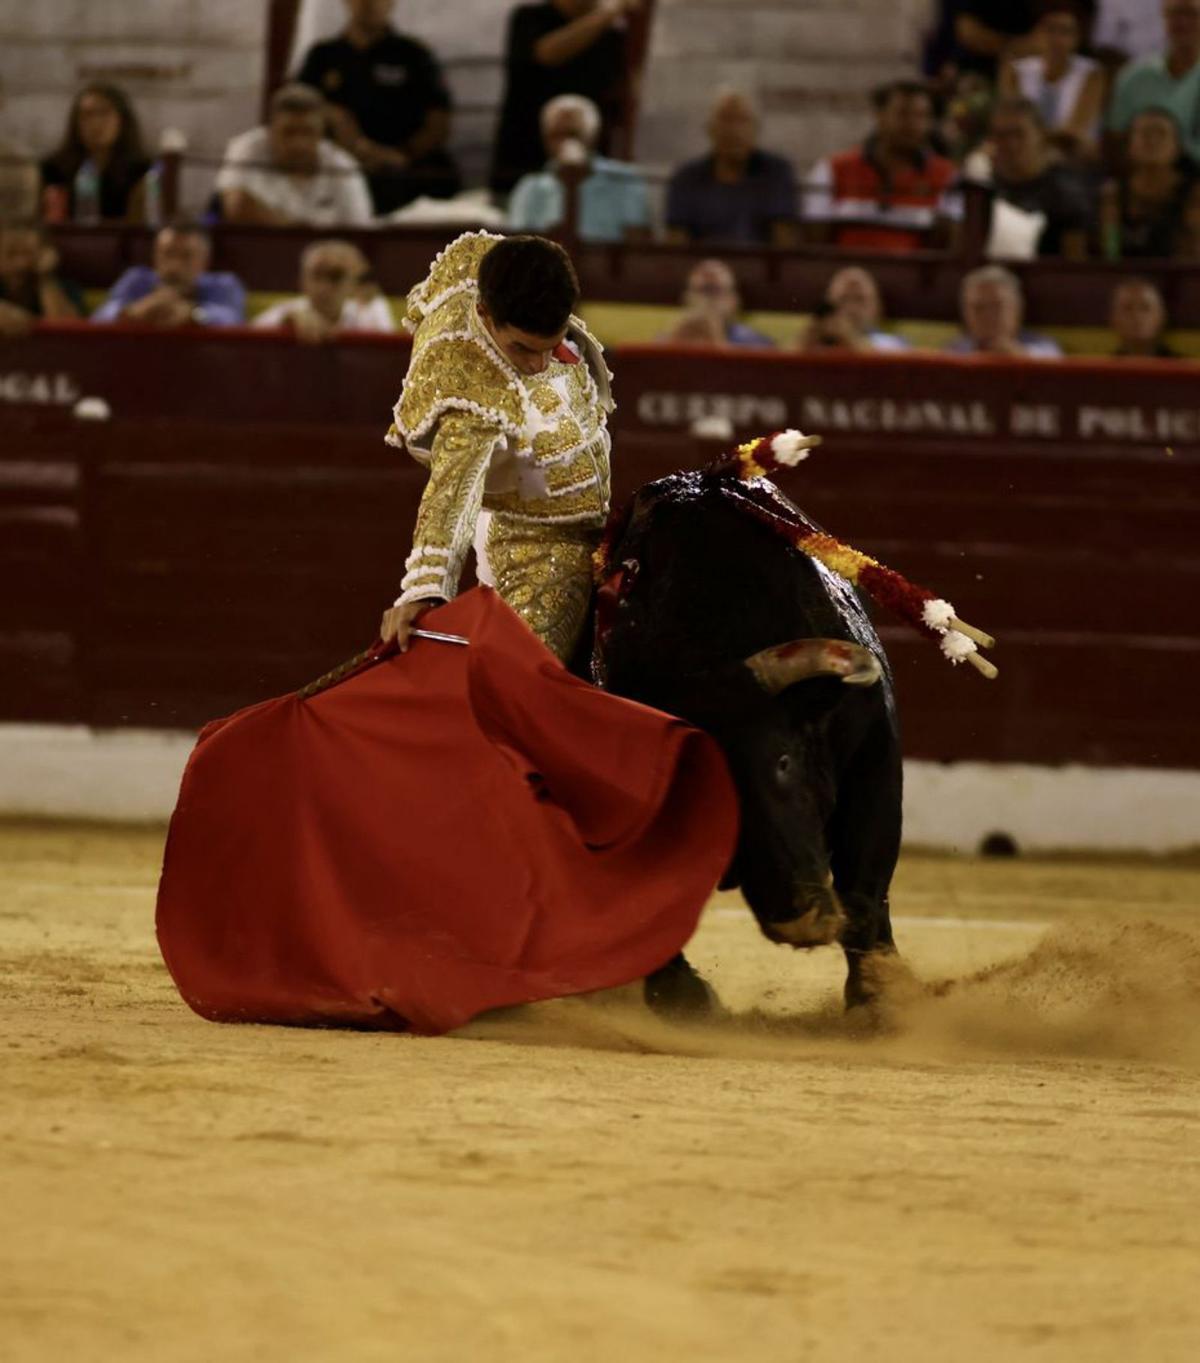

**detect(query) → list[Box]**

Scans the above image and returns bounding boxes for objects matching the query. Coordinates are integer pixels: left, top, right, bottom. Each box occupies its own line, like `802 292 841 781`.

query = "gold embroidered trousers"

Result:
475 511 598 663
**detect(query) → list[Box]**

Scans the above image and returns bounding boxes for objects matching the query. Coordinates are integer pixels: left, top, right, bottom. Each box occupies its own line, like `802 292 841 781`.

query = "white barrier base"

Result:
0 724 1197 854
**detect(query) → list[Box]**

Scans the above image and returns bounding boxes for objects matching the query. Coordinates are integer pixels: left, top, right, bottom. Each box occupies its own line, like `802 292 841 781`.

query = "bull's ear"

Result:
744 640 880 695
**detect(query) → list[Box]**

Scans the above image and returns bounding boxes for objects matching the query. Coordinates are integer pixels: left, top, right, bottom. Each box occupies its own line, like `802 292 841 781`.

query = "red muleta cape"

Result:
155 587 738 1035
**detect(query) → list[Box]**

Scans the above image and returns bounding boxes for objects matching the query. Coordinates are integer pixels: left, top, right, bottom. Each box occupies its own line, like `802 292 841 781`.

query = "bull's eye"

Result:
775 753 793 784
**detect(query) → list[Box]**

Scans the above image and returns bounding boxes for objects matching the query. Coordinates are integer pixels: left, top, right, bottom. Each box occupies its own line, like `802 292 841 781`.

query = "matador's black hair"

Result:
478 235 579 337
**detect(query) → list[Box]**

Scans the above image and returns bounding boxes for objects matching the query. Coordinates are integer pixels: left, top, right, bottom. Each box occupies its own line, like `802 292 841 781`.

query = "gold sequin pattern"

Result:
405 231 501 329
484 445 609 524
406 411 501 596
484 516 598 662
530 386 559 416
397 333 525 446
532 417 586 466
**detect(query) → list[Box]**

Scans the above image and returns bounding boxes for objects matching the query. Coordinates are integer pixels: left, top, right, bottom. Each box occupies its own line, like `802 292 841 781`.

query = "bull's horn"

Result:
745 639 881 694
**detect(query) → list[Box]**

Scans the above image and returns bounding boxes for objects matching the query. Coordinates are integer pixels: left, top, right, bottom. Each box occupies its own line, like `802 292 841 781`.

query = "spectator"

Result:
40 83 151 223
0 77 39 220
253 239 394 341
998 2 1104 158
216 83 374 227
1108 0 1200 164
795 301 875 352
944 264 1062 356
295 0 460 214
1108 276 1178 355
657 259 775 348
805 81 962 253
92 224 245 327
0 221 83 337
507 94 649 242
665 90 797 246
986 98 1094 257
824 266 910 351
490 0 636 194
1108 107 1196 257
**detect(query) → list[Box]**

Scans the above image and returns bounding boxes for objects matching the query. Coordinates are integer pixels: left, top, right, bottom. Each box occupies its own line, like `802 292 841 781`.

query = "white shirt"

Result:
1011 54 1101 141
253 295 396 332
216 126 374 226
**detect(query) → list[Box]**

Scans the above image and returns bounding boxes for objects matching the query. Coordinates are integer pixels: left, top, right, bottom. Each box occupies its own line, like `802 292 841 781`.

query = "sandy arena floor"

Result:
1 821 1199 1363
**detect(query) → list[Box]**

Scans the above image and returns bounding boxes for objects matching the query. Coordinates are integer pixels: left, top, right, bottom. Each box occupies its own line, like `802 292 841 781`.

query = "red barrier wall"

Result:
3 325 1197 768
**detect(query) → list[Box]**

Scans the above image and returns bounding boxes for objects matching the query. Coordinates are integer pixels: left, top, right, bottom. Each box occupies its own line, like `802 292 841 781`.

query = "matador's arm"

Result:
395 410 504 607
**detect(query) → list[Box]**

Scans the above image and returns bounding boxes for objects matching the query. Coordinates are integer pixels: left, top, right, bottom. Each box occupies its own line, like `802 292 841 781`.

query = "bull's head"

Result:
709 639 881 950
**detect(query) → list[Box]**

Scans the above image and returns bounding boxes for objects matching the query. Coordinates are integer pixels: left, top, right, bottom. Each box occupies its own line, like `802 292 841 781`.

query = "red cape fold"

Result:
155 587 739 1035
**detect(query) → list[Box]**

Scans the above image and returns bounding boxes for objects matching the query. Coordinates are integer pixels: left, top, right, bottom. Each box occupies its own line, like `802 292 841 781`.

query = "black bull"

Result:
591 468 902 1013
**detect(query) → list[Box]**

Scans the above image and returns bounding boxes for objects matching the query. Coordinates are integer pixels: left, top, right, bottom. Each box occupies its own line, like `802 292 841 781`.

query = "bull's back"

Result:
604 483 885 682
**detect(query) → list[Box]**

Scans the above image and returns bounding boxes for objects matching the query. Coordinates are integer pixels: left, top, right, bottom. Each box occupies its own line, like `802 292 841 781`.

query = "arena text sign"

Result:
634 390 1200 446
0 371 82 406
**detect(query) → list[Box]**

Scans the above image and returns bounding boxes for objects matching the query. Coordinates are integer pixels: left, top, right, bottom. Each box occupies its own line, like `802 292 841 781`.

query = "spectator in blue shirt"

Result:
944 264 1062 358
92 224 245 327
507 94 650 243
666 90 797 245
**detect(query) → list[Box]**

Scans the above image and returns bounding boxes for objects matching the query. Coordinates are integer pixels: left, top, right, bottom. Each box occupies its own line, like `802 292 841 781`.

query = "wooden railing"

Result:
47 217 1200 326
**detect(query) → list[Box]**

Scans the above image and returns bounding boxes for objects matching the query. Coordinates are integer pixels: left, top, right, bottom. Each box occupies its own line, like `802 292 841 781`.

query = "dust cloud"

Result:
465 917 1200 1069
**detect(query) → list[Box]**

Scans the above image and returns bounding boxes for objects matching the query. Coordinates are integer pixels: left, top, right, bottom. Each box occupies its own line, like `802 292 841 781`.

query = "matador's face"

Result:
477 304 568 377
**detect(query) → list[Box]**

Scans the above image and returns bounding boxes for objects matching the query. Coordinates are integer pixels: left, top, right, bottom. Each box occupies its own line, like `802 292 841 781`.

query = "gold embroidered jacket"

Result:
386 231 614 607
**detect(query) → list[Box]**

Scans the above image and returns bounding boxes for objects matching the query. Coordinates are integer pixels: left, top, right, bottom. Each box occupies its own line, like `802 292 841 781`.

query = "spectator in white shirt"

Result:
253 239 395 343
217 83 374 227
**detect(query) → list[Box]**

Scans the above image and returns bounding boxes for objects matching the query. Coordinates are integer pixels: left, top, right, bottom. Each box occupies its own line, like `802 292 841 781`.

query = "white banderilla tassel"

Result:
770 429 823 466
940 629 998 679
922 598 996 651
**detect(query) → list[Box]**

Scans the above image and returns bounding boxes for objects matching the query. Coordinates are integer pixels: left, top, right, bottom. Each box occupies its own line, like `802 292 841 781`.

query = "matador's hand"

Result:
380 597 446 652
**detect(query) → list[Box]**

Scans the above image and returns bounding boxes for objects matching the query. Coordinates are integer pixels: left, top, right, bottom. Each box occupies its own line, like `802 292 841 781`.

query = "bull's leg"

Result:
827 735 902 1009
644 953 719 1019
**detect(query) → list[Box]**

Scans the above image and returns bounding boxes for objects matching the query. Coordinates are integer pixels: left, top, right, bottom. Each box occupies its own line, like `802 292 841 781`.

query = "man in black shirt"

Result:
490 0 637 194
665 90 797 245
987 97 1095 257
296 0 460 214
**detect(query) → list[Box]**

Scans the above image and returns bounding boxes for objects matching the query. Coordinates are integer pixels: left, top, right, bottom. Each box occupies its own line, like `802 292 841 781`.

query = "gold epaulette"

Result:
403 230 504 332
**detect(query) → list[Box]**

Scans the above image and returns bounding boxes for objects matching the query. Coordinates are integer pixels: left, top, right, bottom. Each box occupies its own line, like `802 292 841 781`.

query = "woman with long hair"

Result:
40 83 152 222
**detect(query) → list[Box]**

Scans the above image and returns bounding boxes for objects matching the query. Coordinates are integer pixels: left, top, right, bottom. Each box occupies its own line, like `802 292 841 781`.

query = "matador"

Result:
380 231 613 662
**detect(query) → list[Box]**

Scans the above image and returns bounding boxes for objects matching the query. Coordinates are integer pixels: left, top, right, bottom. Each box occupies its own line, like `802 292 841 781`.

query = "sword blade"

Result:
411 628 470 646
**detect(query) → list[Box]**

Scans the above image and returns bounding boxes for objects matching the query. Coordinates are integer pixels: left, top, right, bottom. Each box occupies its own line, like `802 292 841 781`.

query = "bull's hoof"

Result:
844 949 921 1016
644 954 719 1021
762 901 845 949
